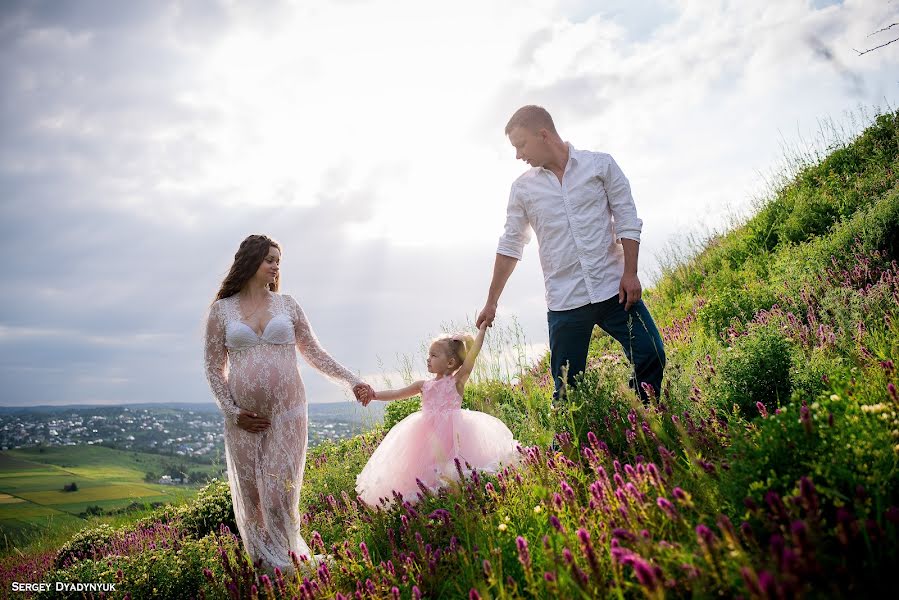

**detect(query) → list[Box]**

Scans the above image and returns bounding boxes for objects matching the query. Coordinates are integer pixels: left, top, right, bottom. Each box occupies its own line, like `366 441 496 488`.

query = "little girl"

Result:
355 322 521 507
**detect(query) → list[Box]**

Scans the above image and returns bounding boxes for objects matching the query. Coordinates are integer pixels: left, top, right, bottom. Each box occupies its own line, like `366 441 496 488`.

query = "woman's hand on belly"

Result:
236 410 271 433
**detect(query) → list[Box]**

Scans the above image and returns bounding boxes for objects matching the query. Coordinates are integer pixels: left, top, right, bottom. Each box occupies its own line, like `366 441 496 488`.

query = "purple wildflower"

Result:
577 528 600 578
549 514 565 533
560 480 575 500
612 528 636 543
696 524 717 550
633 557 660 591
657 496 678 519
800 401 813 434
516 536 531 570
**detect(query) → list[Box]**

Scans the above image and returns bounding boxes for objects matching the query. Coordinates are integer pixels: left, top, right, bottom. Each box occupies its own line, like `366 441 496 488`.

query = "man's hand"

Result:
353 383 375 407
236 410 271 433
476 303 497 328
618 273 642 311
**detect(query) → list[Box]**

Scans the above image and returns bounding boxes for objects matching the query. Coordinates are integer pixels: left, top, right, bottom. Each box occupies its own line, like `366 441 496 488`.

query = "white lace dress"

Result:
203 292 361 574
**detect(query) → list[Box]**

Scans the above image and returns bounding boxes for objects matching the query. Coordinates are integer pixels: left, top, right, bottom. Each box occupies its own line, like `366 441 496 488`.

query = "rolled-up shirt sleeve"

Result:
496 182 532 260
597 153 642 243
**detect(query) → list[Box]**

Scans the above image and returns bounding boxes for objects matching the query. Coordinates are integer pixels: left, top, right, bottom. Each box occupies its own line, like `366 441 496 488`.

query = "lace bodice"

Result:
420 376 462 416
203 292 361 423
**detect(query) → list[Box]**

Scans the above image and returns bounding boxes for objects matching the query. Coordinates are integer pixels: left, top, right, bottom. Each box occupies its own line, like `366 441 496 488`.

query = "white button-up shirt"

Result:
497 144 643 311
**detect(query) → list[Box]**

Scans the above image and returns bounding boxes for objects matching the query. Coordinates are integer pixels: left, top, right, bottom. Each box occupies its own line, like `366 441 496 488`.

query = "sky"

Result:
0 0 897 408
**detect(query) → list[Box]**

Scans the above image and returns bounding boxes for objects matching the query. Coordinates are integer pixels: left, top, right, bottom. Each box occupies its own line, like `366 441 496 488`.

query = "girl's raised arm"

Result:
373 380 425 402
455 322 488 386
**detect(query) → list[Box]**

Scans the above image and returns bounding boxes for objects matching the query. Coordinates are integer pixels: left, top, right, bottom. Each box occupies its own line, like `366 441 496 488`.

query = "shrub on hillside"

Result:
41 532 236 600
778 186 843 244
53 524 116 569
176 479 235 539
465 378 554 447
53 480 236 572
789 348 842 401
771 186 899 295
134 479 236 538
462 380 516 415
300 430 385 510
383 396 421 430
724 365 899 519
698 282 777 338
713 322 793 417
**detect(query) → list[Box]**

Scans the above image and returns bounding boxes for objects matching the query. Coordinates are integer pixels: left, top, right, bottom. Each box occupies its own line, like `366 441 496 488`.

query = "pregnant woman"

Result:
203 234 372 574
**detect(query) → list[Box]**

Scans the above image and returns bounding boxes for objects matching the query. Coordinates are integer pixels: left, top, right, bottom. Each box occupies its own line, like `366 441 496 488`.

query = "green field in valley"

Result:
0 445 224 553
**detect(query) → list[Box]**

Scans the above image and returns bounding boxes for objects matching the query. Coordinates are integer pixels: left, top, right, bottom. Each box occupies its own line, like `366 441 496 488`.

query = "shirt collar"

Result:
537 142 579 175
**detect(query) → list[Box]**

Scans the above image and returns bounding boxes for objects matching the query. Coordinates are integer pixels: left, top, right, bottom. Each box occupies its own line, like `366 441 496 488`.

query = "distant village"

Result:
0 403 383 461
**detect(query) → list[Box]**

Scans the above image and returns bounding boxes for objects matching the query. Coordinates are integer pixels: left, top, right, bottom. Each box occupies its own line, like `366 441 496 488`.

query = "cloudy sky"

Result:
0 0 896 408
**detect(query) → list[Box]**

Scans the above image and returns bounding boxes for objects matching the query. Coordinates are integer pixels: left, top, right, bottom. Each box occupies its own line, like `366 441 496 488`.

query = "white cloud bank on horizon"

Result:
0 0 896 407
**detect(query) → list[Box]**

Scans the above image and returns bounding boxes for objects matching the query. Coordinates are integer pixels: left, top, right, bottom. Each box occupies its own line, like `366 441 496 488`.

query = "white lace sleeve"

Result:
203 301 242 425
285 295 362 390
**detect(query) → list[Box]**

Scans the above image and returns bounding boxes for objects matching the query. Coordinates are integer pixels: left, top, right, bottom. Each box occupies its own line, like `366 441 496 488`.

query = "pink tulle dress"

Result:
356 375 521 506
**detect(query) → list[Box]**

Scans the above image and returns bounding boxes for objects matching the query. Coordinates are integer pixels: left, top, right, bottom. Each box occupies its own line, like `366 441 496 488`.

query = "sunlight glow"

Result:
159 1 554 245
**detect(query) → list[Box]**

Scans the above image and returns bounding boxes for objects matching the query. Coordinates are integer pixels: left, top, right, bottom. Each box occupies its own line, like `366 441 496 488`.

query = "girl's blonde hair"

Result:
434 332 475 370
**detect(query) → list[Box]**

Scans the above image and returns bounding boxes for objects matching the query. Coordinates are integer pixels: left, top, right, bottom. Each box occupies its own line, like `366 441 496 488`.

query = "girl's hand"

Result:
236 410 271 433
353 383 374 406
478 320 489 332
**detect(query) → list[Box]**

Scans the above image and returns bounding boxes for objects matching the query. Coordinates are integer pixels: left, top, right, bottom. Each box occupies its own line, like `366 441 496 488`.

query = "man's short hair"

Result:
504 105 558 136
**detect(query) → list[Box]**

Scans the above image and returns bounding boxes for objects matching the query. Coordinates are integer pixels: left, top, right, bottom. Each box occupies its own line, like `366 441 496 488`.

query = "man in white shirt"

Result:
476 105 665 402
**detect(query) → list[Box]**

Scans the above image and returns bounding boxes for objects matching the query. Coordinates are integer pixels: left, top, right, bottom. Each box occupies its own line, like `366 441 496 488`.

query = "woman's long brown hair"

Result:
214 234 281 301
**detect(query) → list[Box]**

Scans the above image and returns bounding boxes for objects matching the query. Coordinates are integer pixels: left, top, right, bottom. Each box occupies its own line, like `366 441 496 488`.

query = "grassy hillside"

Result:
3 110 898 599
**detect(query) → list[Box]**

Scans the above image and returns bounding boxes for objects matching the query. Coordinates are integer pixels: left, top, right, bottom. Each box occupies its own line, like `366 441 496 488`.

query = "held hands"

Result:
618 272 642 311
353 382 375 407
476 303 497 329
236 410 271 433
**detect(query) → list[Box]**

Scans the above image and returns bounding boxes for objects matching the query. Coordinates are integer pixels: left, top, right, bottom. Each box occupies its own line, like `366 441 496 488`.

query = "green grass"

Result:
0 504 65 519
0 474 110 493
3 446 222 479
0 454 47 471
16 484 165 505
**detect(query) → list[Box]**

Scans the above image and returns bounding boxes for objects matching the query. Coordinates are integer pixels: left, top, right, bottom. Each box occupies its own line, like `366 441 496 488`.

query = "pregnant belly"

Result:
228 350 304 417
